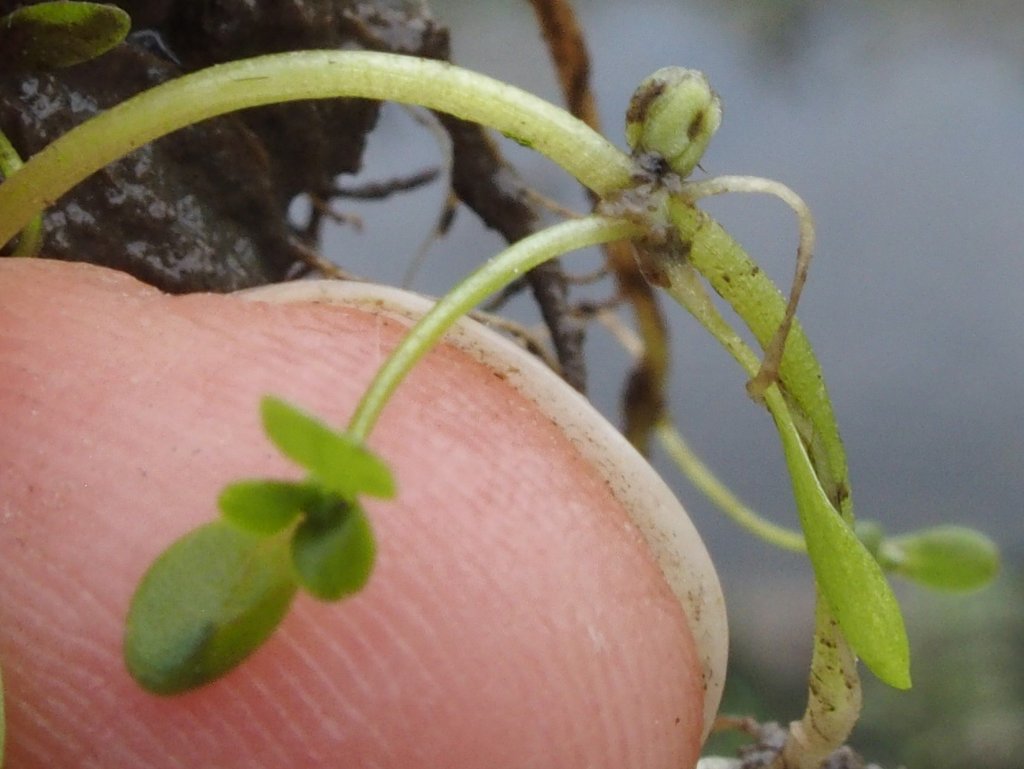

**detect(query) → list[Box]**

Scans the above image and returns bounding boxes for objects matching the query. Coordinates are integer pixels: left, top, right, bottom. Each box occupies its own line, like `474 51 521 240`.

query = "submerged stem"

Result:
345 215 641 441
0 50 634 249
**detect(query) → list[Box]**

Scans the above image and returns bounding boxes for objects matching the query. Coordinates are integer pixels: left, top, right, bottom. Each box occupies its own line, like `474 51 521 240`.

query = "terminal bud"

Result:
626 67 722 178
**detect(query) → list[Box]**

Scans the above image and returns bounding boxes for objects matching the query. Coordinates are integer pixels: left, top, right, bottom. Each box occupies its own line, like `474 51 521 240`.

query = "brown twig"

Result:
333 166 440 200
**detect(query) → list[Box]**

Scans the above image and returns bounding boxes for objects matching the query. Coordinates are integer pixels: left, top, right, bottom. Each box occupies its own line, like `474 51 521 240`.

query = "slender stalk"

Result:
0 129 42 256
655 419 806 553
345 215 641 441
0 51 634 249
527 0 674 455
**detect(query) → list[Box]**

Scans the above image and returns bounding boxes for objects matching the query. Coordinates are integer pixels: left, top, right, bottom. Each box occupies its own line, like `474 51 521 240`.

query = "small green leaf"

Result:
0 2 131 70
219 479 321 535
292 502 375 601
124 521 297 695
879 525 999 592
260 396 395 499
776 411 911 689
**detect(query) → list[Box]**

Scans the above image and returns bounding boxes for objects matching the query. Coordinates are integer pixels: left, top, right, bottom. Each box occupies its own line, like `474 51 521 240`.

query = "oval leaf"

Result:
0 2 131 70
260 396 395 499
292 503 375 601
124 521 297 695
880 525 1000 592
219 479 320 535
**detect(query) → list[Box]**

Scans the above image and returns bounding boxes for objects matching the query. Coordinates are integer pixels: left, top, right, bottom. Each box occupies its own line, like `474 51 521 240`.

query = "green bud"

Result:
625 67 722 178
879 525 1000 592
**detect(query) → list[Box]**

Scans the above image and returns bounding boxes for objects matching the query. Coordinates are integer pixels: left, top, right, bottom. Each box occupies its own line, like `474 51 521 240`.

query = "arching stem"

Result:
0 129 42 256
0 50 634 249
346 215 642 441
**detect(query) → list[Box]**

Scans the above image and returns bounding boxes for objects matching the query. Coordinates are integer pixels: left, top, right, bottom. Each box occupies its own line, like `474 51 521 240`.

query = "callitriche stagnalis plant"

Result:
0 4 1000 767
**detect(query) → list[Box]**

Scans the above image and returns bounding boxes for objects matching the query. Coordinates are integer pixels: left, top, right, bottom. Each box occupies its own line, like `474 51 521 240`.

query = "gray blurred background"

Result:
311 1 1023 765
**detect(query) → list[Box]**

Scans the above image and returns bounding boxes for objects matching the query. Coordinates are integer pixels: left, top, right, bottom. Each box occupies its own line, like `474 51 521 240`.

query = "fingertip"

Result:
0 259 710 768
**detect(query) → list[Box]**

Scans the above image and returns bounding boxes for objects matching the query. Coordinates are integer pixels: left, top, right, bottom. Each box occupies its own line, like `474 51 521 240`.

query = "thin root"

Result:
286 237 360 280
396 105 456 288
565 262 610 286
310 195 364 230
520 186 586 220
333 165 440 200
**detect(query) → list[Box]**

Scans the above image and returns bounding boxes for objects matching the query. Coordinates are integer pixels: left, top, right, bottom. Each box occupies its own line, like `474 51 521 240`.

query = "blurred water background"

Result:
312 1 1024 765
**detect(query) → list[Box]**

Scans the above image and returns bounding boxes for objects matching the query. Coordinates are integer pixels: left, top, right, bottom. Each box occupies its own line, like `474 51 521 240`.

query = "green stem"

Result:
0 50 634 249
780 599 862 769
667 197 851 523
345 215 642 441
657 241 867 761
0 129 42 257
657 194 911 761
655 419 806 553
635 250 825 562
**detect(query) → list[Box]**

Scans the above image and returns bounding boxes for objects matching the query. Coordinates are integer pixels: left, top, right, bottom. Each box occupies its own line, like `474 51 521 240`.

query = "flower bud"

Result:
625 67 722 178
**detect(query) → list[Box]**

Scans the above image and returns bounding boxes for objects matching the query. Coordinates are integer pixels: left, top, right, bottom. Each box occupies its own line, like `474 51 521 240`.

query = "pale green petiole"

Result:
0 50 634 250
678 175 815 401
655 419 806 553
345 215 642 441
783 597 862 769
